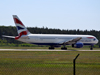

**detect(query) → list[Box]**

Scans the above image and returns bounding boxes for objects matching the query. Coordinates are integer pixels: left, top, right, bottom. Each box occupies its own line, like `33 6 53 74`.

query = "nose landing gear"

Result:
90 45 93 50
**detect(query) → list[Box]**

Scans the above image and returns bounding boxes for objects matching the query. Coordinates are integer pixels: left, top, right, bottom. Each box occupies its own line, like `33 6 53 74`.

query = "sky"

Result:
0 0 100 31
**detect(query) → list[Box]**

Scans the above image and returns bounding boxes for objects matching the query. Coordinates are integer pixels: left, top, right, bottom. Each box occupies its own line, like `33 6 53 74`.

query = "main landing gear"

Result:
61 47 67 50
49 46 55 49
49 45 67 50
61 44 67 50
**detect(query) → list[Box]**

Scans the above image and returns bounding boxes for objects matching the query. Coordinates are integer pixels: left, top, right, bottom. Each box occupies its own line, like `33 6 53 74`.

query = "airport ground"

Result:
0 45 99 49
0 47 100 75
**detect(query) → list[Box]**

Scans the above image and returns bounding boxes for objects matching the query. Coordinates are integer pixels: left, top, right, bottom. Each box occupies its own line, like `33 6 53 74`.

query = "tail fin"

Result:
13 15 30 40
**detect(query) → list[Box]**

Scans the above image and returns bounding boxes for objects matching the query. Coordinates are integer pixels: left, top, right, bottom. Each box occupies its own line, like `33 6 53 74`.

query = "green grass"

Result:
0 51 100 75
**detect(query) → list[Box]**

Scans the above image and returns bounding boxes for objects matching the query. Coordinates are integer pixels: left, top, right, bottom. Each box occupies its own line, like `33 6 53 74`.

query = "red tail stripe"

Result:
14 18 24 26
15 31 27 40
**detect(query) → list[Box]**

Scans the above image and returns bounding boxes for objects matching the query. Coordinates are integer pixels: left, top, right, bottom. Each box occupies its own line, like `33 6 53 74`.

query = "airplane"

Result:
3 15 98 50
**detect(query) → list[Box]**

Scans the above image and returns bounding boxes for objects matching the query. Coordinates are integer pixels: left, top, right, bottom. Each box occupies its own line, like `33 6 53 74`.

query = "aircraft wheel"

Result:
90 47 93 50
61 47 67 50
90 45 93 50
49 46 55 49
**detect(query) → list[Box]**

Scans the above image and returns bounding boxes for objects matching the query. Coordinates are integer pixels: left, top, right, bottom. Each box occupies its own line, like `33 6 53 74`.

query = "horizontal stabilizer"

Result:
3 35 29 40
2 35 15 39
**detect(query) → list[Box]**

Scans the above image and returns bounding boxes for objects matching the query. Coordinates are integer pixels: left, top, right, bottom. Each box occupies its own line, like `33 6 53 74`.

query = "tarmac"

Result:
0 49 100 51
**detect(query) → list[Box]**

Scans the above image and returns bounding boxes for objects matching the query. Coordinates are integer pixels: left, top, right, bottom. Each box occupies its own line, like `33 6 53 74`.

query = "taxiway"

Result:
0 49 100 51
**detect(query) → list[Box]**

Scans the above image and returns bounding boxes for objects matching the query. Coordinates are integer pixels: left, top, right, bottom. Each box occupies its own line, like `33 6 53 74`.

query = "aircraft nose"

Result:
95 38 99 44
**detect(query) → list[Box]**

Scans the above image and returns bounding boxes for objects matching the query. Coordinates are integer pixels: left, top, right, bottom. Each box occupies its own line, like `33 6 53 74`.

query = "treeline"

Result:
0 26 100 45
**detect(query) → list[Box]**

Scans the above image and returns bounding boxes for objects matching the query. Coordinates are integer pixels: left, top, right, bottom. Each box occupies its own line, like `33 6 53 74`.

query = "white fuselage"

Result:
18 34 98 46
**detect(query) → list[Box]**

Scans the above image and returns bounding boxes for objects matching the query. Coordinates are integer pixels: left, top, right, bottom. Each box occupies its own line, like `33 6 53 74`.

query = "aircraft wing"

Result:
2 35 15 38
60 37 82 45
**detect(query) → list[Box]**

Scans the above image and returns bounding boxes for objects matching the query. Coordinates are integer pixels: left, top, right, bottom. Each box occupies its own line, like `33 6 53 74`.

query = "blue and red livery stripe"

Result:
14 18 24 26
87 37 95 39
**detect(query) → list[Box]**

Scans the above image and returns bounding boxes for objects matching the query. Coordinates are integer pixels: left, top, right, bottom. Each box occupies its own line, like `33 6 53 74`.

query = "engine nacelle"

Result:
72 42 83 48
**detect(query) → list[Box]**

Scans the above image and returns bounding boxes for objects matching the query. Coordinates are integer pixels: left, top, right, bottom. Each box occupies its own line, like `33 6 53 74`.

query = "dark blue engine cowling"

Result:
73 42 83 48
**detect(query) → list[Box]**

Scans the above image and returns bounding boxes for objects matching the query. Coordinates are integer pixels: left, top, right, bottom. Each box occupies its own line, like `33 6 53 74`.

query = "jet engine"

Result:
72 42 83 48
